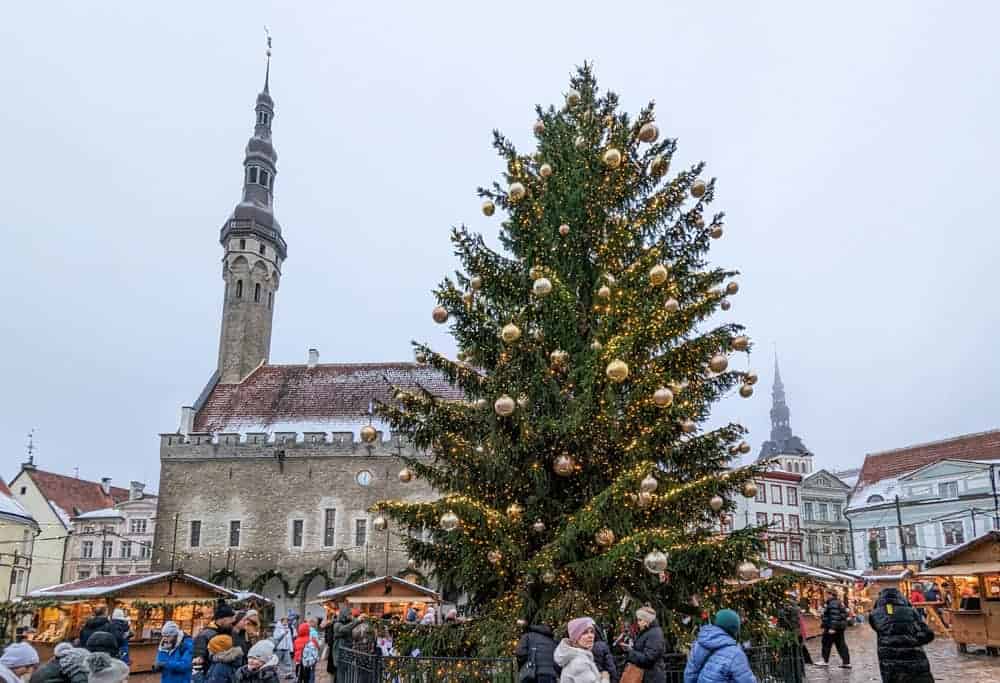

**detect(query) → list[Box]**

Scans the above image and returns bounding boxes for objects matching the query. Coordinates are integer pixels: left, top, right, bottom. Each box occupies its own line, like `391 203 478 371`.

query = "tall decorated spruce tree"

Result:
376 65 790 655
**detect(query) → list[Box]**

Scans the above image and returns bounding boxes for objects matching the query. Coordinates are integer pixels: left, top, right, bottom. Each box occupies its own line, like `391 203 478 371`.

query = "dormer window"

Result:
866 494 884 504
257 111 270 126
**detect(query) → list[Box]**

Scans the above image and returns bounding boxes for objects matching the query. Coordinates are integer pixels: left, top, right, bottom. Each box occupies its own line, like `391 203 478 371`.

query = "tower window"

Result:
235 280 243 299
260 170 271 188
254 283 261 303
259 244 266 256
268 291 273 309
248 167 259 184
239 239 246 250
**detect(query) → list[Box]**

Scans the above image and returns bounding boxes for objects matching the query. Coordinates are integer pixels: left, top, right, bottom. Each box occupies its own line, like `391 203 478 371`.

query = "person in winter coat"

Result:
819 590 850 668
78 607 112 649
553 617 603 683
107 610 131 664
923 584 941 602
515 623 559 683
683 610 755 683
624 607 666 683
205 635 243 683
234 640 280 683
322 616 338 676
777 598 810 679
192 604 237 683
292 623 319 683
590 627 619 683
405 606 418 623
154 621 194 683
869 588 935 683
1 642 40 683
272 618 293 673
29 642 89 683
332 609 363 683
85 633 130 683
419 607 436 625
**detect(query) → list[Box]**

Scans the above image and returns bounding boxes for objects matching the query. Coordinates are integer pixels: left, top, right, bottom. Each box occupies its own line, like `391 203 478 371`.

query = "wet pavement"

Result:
804 624 1000 682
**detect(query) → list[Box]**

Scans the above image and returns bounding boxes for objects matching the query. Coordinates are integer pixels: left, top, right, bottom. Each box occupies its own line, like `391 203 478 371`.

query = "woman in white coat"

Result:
553 617 605 683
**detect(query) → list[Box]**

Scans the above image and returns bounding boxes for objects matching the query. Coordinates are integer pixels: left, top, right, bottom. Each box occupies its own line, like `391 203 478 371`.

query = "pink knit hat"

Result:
567 617 596 643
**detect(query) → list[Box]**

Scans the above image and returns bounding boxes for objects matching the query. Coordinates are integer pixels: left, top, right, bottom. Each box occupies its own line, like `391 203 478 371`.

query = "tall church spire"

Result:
216 39 287 384
757 352 811 462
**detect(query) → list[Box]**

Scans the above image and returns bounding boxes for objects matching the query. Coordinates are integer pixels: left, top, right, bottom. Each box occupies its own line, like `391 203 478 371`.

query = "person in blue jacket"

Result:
683 610 756 683
154 621 194 683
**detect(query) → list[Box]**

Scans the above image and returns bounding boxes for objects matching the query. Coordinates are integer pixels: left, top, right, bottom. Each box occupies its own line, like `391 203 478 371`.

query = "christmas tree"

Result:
377 65 790 655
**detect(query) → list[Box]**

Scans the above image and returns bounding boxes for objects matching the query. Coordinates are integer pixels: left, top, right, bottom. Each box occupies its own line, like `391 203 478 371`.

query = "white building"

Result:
66 481 157 580
732 470 804 562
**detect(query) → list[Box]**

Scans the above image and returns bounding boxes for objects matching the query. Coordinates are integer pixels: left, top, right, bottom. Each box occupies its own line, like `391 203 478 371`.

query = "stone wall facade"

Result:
152 431 435 618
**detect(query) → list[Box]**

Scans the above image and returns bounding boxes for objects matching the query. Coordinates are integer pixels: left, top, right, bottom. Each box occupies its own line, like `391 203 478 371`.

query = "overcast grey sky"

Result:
2 1 998 490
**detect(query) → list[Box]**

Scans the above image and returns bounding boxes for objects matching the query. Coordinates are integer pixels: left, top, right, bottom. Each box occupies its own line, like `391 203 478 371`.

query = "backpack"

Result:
302 639 319 668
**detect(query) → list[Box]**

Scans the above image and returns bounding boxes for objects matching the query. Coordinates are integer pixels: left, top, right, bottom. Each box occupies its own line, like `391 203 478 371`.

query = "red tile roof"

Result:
194 362 464 433
857 429 1000 485
0 477 11 497
26 469 131 517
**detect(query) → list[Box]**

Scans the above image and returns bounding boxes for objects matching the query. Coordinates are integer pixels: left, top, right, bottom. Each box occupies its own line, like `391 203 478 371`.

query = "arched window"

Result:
254 283 261 303
259 244 266 256
235 280 243 299
866 494 884 504
268 291 273 309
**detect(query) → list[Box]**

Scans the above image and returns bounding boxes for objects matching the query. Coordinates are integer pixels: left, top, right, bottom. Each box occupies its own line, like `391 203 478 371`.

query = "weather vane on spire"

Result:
26 428 36 465
263 26 272 92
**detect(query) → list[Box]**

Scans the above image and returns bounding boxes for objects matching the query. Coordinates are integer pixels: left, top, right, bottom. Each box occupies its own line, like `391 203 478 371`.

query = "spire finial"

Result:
263 27 272 93
26 429 35 465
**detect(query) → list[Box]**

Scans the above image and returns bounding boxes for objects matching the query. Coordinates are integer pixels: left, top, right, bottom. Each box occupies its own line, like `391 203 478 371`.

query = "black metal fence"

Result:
337 642 804 683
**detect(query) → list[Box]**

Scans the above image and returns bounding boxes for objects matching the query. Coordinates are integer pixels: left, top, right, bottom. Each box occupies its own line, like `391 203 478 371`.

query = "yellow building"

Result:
0 478 39 599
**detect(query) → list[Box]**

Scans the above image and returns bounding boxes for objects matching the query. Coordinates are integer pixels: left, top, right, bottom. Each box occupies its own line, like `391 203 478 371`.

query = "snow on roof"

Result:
847 477 900 512
27 571 237 599
925 530 1000 568
766 560 855 584
316 575 440 601
0 488 36 525
844 568 913 581
72 507 123 520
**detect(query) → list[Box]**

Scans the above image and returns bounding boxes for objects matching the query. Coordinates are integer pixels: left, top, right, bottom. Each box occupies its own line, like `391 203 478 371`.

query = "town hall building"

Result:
150 56 458 619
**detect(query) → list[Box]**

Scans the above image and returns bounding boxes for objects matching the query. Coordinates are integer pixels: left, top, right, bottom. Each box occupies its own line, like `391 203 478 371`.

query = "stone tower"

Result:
757 354 813 472
217 48 288 384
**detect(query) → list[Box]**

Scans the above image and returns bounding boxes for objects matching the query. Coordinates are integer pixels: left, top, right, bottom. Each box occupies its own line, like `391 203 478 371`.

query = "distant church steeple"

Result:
217 36 288 384
757 353 813 472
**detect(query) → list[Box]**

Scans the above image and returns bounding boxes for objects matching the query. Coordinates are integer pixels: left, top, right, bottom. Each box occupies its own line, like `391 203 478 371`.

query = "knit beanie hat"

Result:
0 642 40 668
208 635 234 655
86 631 120 657
713 609 741 639
247 640 275 661
162 621 181 637
566 617 595 644
214 602 236 620
635 606 657 623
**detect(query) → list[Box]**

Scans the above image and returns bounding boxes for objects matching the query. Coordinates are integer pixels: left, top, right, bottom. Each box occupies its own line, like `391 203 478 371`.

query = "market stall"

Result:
919 530 1000 654
315 576 440 621
25 571 236 671
765 561 858 638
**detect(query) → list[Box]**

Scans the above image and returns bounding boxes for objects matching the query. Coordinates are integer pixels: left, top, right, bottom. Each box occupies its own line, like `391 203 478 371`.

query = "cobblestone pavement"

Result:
804 625 1000 682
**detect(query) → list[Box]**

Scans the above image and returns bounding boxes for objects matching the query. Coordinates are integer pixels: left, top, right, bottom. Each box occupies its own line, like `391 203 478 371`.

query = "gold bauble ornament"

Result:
474 398 488 409
733 336 749 352
649 263 669 287
637 491 654 508
440 511 460 531
590 340 603 351
640 474 659 493
739 384 754 398
481 200 495 217
494 394 516 417
738 441 751 454
559 223 570 236
532 519 546 533
709 225 724 239
506 503 524 520
709 354 729 373
597 285 611 300
529 265 544 280
373 515 388 532
602 148 622 168
509 182 526 202
690 179 707 198
566 89 581 107
664 298 680 313
693 214 705 229
542 569 557 584
360 425 378 443
606 359 629 383
532 277 553 297
432 306 449 324
653 387 674 407
737 561 759 581
709 495 725 512
650 155 669 177
470 275 482 290
398 467 413 483
680 419 697 434
726 282 740 295
550 349 568 366
553 454 576 476
638 122 659 143
517 394 530 409
487 549 503 565
574 135 586 149
742 481 758 498
414 352 427 364
643 550 669 573
501 323 522 344
533 119 545 135
539 163 553 178
720 300 732 311
745 370 758 385
595 528 615 548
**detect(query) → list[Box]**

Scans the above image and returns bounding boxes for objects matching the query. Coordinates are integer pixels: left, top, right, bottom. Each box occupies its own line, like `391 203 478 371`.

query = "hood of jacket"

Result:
877 588 908 607
527 624 553 638
85 615 110 628
85 653 130 683
553 638 594 668
296 623 311 637
212 646 245 664
695 624 738 652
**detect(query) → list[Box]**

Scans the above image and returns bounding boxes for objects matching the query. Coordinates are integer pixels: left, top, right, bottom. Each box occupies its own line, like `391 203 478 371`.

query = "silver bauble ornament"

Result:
440 511 460 531
539 163 553 178
509 182 526 201
653 387 674 407
482 200 495 216
494 394 516 417
709 354 729 373
649 264 669 286
643 550 669 574
501 323 522 344
532 277 553 297
638 122 659 143
690 179 707 198
606 359 629 383
664 298 680 313
709 495 725 512
360 425 378 443
432 306 449 324
373 515 388 532
640 474 659 493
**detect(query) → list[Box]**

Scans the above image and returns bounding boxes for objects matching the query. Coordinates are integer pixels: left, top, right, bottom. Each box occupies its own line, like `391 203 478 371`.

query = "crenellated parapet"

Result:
159 430 425 459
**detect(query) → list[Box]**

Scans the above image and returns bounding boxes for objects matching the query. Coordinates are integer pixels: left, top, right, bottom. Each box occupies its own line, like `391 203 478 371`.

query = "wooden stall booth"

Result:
919 530 1000 654
764 561 858 638
25 571 237 672
315 576 440 621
